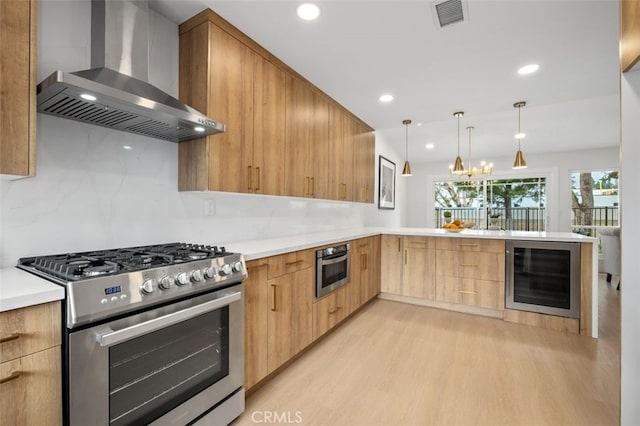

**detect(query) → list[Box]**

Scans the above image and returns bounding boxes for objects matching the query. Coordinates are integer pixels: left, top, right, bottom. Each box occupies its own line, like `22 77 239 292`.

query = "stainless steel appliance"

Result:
506 240 581 318
37 0 225 142
316 244 350 298
17 243 246 425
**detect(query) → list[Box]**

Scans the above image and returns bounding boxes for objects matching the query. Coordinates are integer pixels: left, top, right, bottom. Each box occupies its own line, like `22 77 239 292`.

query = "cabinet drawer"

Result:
404 236 436 249
0 302 61 363
436 238 504 253
458 252 505 281
436 277 505 310
268 249 314 279
313 286 347 339
0 346 62 425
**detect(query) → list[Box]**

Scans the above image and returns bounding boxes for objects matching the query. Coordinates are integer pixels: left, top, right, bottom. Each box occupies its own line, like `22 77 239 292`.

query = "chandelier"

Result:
449 114 493 178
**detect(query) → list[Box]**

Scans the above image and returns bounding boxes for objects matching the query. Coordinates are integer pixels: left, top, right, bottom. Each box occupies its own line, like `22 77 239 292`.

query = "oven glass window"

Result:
322 259 348 289
108 308 229 425
513 248 571 309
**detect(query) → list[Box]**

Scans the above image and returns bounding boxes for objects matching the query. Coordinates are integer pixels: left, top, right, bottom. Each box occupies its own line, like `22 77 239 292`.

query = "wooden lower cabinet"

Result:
380 234 403 294
267 266 314 373
0 346 61 425
244 260 269 389
401 237 436 300
435 238 505 311
350 236 381 311
0 301 62 426
313 285 347 339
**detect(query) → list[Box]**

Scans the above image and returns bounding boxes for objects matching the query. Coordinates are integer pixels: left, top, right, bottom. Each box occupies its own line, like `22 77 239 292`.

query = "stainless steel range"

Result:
17 243 246 426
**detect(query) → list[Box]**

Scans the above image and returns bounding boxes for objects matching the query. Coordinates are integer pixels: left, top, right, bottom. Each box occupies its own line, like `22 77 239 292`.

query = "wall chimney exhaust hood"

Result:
36 0 224 142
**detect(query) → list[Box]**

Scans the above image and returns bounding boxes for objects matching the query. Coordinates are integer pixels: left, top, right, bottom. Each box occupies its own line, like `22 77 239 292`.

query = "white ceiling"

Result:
150 0 620 165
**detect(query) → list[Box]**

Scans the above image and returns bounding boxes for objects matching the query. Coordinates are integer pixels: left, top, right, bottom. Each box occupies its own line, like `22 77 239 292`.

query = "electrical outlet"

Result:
205 199 216 216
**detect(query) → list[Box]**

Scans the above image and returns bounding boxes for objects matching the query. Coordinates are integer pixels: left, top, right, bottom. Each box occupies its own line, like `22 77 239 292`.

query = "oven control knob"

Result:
176 272 189 286
140 279 155 294
159 276 174 290
219 264 232 276
191 269 203 282
204 267 216 279
232 261 243 272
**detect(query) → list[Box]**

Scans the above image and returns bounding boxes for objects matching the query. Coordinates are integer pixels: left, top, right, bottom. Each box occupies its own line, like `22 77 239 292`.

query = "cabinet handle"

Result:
460 264 478 267
398 238 401 252
0 371 21 385
248 165 253 190
310 177 315 196
328 306 342 315
364 253 368 270
404 249 408 265
341 183 347 200
0 333 20 344
305 177 310 196
248 263 268 271
271 285 277 311
285 259 305 266
458 290 478 295
255 167 261 191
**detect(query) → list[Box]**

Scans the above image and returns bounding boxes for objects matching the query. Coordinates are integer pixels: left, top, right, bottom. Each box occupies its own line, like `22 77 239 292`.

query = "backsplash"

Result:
0 1 404 267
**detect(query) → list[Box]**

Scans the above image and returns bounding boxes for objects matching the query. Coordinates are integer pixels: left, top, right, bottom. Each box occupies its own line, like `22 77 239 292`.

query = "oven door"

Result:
67 283 243 426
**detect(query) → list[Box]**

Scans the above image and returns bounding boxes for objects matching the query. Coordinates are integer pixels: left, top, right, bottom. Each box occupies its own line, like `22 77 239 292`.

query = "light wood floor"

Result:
235 275 620 425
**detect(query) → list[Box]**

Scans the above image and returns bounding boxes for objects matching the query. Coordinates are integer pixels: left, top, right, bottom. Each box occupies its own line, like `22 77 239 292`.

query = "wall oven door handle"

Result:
321 254 349 265
95 291 242 347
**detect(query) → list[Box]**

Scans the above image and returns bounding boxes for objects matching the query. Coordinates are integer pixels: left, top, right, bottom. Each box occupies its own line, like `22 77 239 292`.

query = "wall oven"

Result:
17 243 246 426
506 240 581 318
316 244 350 298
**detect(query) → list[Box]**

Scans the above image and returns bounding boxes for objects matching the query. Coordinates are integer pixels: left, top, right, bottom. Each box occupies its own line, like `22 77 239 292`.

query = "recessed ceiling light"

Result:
297 3 320 21
123 145 132 150
80 93 97 101
379 94 393 103
518 64 539 75
425 143 435 150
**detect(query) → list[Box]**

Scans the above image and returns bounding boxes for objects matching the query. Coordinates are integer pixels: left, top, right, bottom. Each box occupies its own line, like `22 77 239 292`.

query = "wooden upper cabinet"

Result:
621 0 640 72
0 0 37 177
284 77 329 199
179 9 373 201
179 19 285 195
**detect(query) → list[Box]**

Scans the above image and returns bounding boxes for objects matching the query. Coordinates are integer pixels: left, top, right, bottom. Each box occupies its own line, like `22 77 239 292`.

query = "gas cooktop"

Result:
18 243 230 281
17 242 247 328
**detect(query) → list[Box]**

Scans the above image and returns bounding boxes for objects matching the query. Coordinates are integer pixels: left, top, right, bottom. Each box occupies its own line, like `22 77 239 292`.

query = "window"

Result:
434 177 546 230
571 170 619 236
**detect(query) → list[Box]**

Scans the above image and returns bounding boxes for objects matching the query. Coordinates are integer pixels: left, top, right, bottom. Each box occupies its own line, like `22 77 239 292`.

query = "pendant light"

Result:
449 119 493 178
512 101 528 169
402 119 412 176
450 111 465 175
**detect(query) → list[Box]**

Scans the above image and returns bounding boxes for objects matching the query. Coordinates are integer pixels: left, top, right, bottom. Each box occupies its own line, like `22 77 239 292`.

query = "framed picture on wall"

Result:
378 156 396 209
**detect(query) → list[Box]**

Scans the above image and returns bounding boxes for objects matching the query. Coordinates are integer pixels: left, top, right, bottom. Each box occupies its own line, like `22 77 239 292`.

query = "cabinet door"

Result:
313 285 347 339
309 92 330 199
252 57 286 196
353 122 375 203
284 76 313 198
402 237 436 300
362 236 381 302
207 25 255 193
0 0 36 177
267 267 313 372
380 235 404 294
243 260 269 389
0 347 61 425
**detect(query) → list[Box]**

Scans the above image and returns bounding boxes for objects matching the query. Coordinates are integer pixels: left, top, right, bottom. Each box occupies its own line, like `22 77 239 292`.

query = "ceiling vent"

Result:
431 0 469 29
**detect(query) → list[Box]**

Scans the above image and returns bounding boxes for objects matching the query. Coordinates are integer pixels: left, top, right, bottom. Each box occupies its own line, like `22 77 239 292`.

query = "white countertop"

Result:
0 267 64 312
0 227 597 311
226 227 597 261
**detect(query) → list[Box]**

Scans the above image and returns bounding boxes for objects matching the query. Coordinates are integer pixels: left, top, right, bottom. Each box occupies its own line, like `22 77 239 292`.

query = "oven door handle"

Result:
321 254 349 265
95 291 242 347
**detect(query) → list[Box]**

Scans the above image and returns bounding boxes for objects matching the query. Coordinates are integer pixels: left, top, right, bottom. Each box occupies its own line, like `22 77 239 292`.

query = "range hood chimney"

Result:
36 0 224 142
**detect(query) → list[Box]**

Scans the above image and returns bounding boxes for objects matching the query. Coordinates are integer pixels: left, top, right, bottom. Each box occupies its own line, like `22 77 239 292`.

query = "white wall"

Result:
621 68 640 425
0 0 405 267
404 147 619 231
